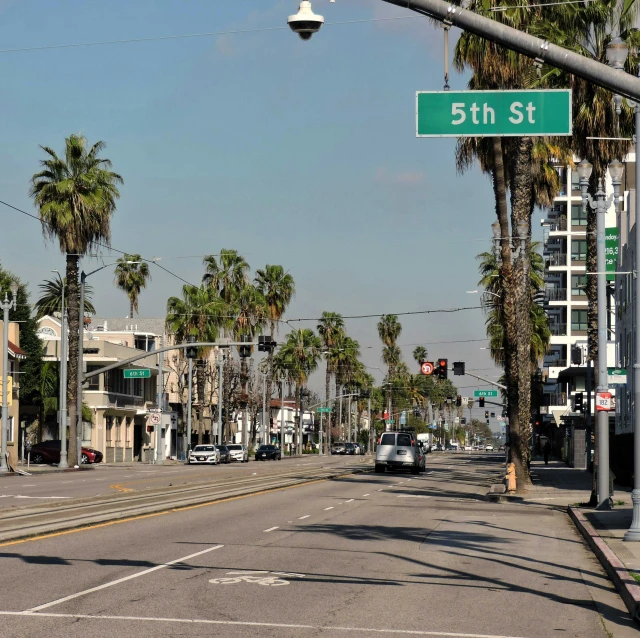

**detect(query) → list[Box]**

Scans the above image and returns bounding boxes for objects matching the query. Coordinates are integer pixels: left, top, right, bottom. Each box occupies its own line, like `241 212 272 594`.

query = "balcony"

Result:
546 254 567 267
549 323 567 336
545 288 567 302
547 217 568 232
544 358 567 368
543 392 567 407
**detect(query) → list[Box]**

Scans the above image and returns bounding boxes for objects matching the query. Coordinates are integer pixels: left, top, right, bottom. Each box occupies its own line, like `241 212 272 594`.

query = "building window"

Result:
571 204 587 226
106 416 113 444
86 365 101 390
571 274 587 296
6 416 13 443
571 171 580 193
125 417 131 445
115 416 121 443
571 309 588 332
572 239 587 262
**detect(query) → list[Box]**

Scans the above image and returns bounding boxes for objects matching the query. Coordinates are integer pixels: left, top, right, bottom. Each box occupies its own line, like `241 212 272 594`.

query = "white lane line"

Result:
298 515 311 520
397 495 431 499
2 611 531 637
21 484 36 487
61 481 73 484
263 526 279 533
345 499 354 503
14 496 72 500
323 507 334 511
362 494 370 497
27 544 224 611
377 489 384 491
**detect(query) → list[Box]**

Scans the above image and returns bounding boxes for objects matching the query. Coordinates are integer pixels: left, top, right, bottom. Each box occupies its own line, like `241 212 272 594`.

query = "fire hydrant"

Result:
505 463 517 492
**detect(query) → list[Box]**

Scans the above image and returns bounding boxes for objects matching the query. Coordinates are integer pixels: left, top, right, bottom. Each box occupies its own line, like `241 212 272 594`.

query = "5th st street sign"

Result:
416 90 572 137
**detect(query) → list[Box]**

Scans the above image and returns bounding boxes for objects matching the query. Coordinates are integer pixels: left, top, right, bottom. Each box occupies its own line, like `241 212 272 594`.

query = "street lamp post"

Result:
185 335 197 458
1 281 18 473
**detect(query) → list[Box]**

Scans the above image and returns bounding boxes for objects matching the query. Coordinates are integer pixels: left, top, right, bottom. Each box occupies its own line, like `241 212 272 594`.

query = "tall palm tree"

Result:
30 134 122 466
203 250 249 303
279 329 321 452
114 254 151 318
255 265 295 432
166 285 223 444
412 346 428 371
378 315 402 421
34 275 96 319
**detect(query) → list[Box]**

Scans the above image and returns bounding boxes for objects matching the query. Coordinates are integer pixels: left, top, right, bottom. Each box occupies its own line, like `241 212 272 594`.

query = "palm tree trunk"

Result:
65 253 79 466
265 321 276 445
511 136 533 485
491 137 523 488
130 299 134 319
325 362 331 453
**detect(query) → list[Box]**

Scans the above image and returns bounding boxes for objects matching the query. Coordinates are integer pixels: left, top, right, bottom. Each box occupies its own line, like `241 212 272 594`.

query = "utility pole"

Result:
55 270 69 470
155 338 164 465
280 380 285 454
218 352 224 446
368 394 372 454
348 394 352 443
76 270 86 466
262 372 267 447
0 282 17 473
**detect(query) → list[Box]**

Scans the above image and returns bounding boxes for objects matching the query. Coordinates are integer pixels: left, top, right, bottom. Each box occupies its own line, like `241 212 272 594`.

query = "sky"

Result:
0 0 514 424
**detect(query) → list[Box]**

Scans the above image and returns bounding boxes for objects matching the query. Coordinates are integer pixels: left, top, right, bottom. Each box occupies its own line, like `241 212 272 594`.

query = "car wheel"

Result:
411 466 419 475
374 464 385 473
81 453 89 465
31 453 44 464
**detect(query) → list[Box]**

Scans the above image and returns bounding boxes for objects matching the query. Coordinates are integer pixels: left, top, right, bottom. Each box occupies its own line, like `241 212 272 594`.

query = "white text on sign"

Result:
451 102 537 126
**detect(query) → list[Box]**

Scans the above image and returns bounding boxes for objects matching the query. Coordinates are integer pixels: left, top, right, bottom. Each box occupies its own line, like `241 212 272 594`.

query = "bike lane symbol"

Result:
209 571 305 587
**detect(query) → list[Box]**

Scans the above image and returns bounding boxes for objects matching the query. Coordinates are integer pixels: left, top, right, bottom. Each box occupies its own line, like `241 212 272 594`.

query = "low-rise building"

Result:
0 320 25 467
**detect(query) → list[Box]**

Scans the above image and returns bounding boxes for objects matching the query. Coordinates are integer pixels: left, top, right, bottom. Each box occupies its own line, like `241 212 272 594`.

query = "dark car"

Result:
255 445 281 461
217 445 231 464
28 440 103 465
344 442 357 455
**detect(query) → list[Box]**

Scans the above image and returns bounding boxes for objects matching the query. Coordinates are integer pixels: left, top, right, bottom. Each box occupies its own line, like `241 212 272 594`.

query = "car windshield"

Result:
193 446 214 452
227 445 242 450
259 446 275 451
219 446 228 451
380 433 395 446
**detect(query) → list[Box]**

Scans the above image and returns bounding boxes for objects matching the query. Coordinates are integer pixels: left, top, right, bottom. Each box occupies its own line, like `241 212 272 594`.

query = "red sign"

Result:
383 409 389 420
421 361 434 376
596 392 612 411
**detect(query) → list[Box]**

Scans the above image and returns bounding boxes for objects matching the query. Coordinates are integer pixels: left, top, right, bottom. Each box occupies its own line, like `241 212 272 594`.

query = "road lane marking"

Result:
263 526 279 532
323 507 334 510
209 571 304 586
13 496 72 500
377 489 384 491
298 515 310 520
27 544 224 611
397 495 431 499
345 499 354 503
22 485 35 487
362 494 370 497
1 611 532 637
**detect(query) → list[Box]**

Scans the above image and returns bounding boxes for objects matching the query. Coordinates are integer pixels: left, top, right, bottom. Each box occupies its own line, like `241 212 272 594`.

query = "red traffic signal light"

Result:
437 359 448 380
479 397 485 407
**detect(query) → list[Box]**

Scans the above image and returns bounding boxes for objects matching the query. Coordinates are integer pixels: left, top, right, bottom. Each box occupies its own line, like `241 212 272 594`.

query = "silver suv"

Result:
375 431 425 474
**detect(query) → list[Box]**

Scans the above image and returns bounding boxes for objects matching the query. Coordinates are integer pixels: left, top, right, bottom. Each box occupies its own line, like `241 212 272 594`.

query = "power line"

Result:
287 306 483 322
0 16 423 55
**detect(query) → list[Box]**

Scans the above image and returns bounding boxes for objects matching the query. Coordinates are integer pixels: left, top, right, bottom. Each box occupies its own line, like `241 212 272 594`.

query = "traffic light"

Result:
186 335 198 359
486 419 490 425
479 397 485 408
437 359 448 380
485 410 489 418
453 361 465 376
456 395 462 407
258 335 277 352
360 390 370 399
574 392 584 412
239 335 251 358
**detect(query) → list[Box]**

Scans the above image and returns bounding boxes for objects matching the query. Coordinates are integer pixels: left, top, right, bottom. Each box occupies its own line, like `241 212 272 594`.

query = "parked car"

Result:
255 445 281 461
375 431 425 474
485 444 494 452
217 445 231 464
331 442 346 455
434 444 443 452
345 442 357 455
28 440 103 465
188 444 220 465
227 444 249 463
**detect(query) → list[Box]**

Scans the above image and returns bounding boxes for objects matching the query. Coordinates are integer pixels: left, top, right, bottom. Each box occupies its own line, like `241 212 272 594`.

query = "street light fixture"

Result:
606 36 629 115
1 281 18 472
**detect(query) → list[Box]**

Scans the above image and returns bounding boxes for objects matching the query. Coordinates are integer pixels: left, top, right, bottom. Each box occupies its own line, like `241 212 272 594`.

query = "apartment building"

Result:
540 163 620 467
0 320 25 467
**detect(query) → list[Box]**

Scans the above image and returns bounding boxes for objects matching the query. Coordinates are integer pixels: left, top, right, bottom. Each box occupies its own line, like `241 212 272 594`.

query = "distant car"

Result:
217 445 231 464
331 442 346 455
485 444 494 452
434 444 443 451
499 445 505 452
227 444 249 463
188 444 220 465
28 440 103 465
345 443 357 455
255 445 281 461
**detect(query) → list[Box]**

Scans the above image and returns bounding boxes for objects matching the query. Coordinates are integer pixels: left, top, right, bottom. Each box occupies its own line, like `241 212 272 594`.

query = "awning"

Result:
8 340 26 360
557 366 587 380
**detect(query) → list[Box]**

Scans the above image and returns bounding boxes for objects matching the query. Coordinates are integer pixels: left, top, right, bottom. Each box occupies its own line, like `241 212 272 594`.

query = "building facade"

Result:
0 320 25 467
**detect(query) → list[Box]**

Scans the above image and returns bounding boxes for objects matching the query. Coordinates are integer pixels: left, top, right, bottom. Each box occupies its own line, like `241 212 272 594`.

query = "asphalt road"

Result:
0 453 632 638
0 454 362 506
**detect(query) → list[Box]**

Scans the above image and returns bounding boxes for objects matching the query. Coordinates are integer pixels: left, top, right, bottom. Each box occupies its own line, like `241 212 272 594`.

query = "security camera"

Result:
288 1 324 41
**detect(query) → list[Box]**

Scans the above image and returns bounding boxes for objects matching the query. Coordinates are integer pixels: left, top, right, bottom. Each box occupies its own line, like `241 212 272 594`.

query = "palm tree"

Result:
29 134 122 466
166 285 223 444
203 249 249 304
114 254 151 318
378 315 402 421
35 274 96 319
279 329 321 452
255 265 295 433
412 346 428 371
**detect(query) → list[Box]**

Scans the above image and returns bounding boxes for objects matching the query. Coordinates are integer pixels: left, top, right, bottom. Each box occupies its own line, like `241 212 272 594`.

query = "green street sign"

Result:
606 228 619 282
386 419 395 424
474 390 499 398
416 90 572 137
123 369 151 379
317 407 332 413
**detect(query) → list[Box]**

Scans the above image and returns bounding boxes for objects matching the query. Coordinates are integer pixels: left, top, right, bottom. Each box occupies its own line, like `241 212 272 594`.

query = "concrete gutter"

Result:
569 506 640 624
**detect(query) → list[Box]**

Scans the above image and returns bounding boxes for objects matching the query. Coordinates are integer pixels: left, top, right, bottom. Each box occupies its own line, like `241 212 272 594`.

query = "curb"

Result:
569 506 640 623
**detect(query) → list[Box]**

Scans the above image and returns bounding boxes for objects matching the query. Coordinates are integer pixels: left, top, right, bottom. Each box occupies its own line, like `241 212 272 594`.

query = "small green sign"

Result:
386 419 395 424
317 407 332 413
474 390 499 398
416 90 572 137
606 227 619 282
123 369 151 379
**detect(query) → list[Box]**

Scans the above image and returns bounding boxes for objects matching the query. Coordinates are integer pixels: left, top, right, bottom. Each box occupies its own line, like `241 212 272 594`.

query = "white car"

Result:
485 444 494 452
188 445 220 465
227 444 249 463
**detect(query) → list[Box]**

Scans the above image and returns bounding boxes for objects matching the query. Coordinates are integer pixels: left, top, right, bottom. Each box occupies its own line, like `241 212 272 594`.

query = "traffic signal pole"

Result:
383 0 640 102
